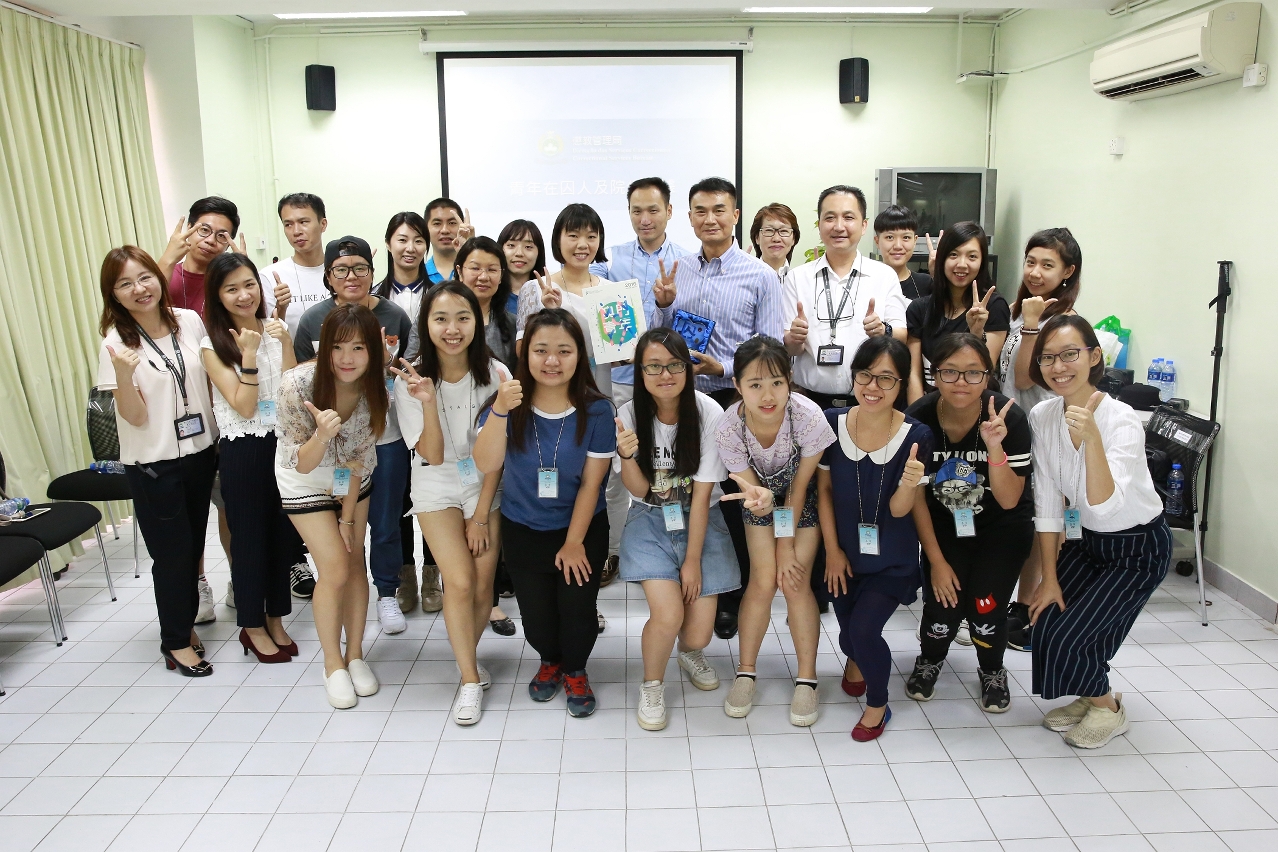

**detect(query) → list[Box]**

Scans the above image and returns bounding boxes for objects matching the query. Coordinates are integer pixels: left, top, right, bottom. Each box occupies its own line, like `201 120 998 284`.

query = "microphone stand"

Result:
1198 260 1231 555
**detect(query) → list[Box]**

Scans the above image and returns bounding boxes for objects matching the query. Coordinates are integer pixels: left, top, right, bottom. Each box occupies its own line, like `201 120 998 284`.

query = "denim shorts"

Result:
618 502 742 596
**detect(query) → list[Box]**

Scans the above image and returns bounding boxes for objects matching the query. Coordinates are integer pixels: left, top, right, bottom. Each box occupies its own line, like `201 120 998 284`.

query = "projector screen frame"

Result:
436 49 746 245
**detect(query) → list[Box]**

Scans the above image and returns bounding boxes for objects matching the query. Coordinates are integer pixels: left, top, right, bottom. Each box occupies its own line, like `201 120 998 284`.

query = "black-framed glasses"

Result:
330 264 372 280
640 362 688 376
759 228 794 239
853 370 900 390
936 368 991 384
1036 347 1092 367
194 224 232 245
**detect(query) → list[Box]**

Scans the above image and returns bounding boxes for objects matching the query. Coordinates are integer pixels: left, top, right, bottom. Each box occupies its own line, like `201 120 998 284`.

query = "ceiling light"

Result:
274 11 467 20
743 7 933 13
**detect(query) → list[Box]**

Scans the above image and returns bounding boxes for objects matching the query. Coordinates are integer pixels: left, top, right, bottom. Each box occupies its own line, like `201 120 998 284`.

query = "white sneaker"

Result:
955 620 973 646
459 662 493 690
678 649 720 691
377 596 407 635
224 580 236 608
1065 695 1129 749
1043 697 1093 732
195 576 216 623
347 658 379 697
325 669 357 709
637 680 667 731
453 682 484 726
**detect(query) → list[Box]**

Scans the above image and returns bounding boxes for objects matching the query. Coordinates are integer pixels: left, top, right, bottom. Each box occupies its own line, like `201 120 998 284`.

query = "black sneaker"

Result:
979 667 1011 713
905 655 944 701
1006 602 1032 652
289 563 316 599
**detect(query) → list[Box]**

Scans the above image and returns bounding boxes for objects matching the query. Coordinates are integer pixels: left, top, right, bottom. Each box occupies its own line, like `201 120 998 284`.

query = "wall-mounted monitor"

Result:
875 167 996 253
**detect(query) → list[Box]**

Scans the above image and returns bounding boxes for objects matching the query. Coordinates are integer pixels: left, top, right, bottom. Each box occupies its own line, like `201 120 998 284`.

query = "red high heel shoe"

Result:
239 629 291 663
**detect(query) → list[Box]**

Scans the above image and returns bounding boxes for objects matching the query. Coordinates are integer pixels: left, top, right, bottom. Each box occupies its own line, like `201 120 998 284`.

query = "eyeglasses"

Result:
194 224 232 245
330 264 372 280
936 368 991 384
1036 347 1092 367
759 228 794 239
463 264 502 277
641 362 688 376
853 370 900 390
114 273 157 293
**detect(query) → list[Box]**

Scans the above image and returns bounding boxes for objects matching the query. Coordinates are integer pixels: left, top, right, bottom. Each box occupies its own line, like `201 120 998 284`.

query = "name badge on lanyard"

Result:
538 468 559 499
257 400 278 426
385 376 395 402
817 344 845 366
1064 507 1083 540
333 467 352 496
773 506 795 538
858 523 880 555
954 508 976 538
175 413 205 440
662 503 685 532
456 457 480 486
817 266 858 368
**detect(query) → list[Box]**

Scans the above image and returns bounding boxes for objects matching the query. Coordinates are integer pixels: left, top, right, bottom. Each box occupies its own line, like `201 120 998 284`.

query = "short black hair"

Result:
873 204 918 235
931 332 996 374
849 335 912 410
628 177 672 206
817 185 867 219
425 197 463 220
1029 314 1106 391
277 193 326 220
551 203 607 264
688 177 737 207
188 196 239 237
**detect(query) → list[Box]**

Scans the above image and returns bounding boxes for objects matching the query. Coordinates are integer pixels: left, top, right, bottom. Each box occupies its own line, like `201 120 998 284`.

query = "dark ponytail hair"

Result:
1012 227 1082 321
923 221 993 338
375 212 429 299
631 329 702 485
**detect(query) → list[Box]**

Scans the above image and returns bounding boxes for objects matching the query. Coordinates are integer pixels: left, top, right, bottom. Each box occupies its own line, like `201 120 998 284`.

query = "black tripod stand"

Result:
1198 260 1232 555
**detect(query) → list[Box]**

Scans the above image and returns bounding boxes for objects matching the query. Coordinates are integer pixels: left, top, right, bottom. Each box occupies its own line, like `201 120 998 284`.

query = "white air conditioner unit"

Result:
1090 2 1261 100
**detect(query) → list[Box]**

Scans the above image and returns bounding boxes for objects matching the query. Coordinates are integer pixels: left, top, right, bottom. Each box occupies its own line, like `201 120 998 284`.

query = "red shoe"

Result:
239 629 291 663
529 661 563 701
841 675 867 697
851 705 891 742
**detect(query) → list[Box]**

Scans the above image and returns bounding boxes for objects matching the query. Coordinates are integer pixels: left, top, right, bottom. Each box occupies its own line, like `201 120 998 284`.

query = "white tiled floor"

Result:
1 518 1276 852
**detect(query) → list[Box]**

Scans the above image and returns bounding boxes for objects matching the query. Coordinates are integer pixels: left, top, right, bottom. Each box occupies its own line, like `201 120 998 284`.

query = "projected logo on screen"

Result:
537 131 565 160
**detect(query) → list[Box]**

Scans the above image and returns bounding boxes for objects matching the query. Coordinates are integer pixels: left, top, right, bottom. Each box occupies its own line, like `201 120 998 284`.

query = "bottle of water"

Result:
1159 360 1177 402
0 497 30 520
1166 463 1185 516
1147 358 1164 395
90 460 126 474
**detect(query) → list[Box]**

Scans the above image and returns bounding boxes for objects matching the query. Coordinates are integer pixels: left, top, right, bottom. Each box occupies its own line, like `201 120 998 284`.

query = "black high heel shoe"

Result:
161 646 213 677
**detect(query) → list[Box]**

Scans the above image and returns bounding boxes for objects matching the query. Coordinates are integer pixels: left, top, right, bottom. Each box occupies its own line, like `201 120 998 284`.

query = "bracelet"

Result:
1020 327 1040 336
239 380 259 386
989 454 1009 467
471 519 488 527
618 451 636 460
489 409 510 418
240 367 259 375
338 518 354 526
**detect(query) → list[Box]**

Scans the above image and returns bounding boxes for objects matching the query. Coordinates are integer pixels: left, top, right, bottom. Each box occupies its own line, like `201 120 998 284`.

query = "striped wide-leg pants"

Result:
1032 517 1172 700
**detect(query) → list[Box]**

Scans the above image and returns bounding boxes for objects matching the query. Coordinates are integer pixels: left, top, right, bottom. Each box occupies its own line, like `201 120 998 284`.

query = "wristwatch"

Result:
882 321 894 338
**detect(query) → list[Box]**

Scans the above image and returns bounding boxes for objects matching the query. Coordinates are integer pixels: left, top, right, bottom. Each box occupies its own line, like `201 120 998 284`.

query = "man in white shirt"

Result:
261 193 329 338
782 185 908 410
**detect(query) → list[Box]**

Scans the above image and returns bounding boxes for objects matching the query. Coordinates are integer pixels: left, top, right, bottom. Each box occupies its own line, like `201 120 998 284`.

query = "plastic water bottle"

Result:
90 460 126 474
1166 464 1185 516
1159 360 1177 402
0 497 30 519
1147 358 1163 392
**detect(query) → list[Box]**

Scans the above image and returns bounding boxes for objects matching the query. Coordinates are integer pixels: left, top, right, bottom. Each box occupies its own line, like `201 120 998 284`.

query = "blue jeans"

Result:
370 440 410 597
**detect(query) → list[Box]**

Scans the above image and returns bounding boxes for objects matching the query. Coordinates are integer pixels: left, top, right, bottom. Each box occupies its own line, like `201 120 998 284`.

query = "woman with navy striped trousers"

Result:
1027 315 1170 749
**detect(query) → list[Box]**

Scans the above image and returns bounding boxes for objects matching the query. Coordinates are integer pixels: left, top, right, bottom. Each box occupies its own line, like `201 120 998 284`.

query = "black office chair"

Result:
1145 407 1220 627
0 537 58 670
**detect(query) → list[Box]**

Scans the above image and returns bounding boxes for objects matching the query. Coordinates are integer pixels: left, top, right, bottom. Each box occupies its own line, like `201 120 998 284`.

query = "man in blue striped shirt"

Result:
652 177 784 400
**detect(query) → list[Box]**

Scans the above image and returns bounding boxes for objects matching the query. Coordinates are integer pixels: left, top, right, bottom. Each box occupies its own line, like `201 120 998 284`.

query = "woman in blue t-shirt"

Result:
817 336 932 742
474 308 616 718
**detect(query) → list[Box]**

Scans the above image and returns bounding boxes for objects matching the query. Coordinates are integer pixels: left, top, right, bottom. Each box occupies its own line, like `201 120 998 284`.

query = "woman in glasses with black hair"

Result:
1026 315 1169 750
903 333 1035 715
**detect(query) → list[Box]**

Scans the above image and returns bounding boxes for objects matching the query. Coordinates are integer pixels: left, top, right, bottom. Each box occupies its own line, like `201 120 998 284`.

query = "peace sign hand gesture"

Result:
720 473 775 518
925 230 943 277
653 258 679 309
899 443 925 489
979 396 1016 452
458 208 474 242
163 217 197 264
533 269 562 310
229 326 262 356
389 358 435 406
304 400 342 443
966 282 995 337
862 297 886 338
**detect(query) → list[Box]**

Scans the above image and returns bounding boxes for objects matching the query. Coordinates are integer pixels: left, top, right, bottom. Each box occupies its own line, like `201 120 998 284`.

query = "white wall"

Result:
992 1 1277 601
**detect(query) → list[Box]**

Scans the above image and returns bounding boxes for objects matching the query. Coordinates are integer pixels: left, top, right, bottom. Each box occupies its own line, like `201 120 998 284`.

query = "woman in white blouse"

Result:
1026 314 1170 750
97 246 218 677
201 253 304 664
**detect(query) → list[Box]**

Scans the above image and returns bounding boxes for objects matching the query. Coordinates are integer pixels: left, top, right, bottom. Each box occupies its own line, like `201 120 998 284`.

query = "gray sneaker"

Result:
678 649 720 690
724 673 756 718
1043 697 1094 732
195 576 216 624
637 680 667 731
1064 695 1129 749
224 580 236 609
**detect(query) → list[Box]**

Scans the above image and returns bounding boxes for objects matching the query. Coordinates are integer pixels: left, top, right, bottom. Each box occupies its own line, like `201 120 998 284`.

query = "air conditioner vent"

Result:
1098 66 1207 99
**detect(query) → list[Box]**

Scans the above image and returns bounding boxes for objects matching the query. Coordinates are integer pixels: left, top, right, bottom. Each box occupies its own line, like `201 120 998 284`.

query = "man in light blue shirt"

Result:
589 176 690 408
423 197 474 284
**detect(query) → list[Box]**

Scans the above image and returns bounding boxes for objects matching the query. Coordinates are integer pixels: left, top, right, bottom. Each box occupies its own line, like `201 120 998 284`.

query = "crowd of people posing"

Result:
94 177 1171 750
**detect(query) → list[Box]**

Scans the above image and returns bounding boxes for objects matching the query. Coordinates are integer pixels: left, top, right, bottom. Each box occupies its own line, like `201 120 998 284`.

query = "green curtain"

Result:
0 7 165 578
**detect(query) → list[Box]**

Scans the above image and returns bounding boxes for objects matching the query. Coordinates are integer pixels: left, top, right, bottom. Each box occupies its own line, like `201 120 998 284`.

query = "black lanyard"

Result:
819 263 860 335
138 327 189 410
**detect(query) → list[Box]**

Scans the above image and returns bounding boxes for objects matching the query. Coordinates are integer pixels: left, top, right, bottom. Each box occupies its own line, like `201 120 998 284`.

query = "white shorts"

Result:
276 463 372 514
408 458 502 517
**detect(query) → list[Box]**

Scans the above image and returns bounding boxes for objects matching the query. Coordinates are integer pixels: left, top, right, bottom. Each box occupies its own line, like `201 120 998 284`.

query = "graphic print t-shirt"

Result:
616 392 727 509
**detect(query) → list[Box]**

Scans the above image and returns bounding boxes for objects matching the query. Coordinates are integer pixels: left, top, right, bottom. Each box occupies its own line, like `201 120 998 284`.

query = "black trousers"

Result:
920 519 1035 672
125 445 217 650
219 435 304 628
502 511 608 673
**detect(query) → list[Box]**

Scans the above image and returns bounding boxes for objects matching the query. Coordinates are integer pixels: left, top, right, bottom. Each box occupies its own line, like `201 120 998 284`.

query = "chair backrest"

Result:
86 386 121 462
1144 407 1219 517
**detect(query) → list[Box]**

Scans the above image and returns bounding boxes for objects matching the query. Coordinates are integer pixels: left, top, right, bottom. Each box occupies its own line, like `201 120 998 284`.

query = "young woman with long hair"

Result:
615 328 739 731
473 309 615 718
499 219 548 315
97 246 218 676
393 282 512 725
714 336 837 727
276 303 388 708
200 252 305 663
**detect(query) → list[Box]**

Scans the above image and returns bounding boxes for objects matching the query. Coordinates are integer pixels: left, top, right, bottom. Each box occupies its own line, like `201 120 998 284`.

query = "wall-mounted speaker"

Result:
305 64 336 111
839 57 869 104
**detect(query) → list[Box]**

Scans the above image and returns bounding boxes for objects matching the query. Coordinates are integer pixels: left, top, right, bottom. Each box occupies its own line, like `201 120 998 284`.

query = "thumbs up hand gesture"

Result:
899 443 925 489
615 417 639 461
1065 391 1104 449
106 344 140 379
304 400 343 443
862 297 887 338
784 301 809 353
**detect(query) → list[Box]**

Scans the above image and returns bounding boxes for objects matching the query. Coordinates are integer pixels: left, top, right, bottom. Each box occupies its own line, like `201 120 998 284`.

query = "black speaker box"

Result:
305 65 336 111
839 57 869 104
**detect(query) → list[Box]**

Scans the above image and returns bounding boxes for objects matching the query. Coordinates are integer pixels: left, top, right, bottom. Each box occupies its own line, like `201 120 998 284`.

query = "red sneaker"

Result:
529 661 563 701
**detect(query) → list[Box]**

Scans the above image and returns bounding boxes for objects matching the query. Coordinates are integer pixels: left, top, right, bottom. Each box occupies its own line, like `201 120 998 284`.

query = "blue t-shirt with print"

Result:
481 397 616 531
